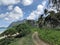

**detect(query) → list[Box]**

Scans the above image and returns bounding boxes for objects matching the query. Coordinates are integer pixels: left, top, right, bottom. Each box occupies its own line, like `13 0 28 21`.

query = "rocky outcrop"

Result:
49 0 60 10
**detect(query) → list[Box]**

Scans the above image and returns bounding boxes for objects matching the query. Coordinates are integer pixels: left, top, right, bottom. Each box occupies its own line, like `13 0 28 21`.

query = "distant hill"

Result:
8 20 26 28
8 19 38 28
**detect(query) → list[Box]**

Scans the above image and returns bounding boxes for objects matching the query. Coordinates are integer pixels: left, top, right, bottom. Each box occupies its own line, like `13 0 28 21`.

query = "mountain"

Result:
8 19 38 28
8 20 26 28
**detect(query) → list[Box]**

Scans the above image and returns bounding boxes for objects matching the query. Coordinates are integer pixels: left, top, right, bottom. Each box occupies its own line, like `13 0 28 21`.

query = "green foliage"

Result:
0 23 31 45
15 23 31 36
8 34 34 45
6 27 60 45
37 28 60 45
2 28 17 36
1 23 31 36
0 37 15 45
0 16 60 45
1 25 60 45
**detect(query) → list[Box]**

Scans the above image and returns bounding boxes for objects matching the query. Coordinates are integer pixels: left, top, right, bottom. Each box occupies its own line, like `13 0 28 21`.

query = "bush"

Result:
0 37 15 45
0 23 31 45
16 23 31 36
2 28 17 36
38 28 60 45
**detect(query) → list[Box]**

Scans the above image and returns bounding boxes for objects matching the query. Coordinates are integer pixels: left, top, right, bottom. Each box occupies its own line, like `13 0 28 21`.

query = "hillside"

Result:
2 27 60 45
8 34 34 45
0 0 60 45
8 20 26 28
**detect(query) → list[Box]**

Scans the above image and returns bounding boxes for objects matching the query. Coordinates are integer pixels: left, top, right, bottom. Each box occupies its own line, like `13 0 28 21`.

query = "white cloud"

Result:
0 6 23 21
8 5 13 10
0 0 33 6
0 0 20 5
27 0 47 20
0 12 8 18
4 18 9 20
48 8 58 13
48 6 58 13
22 0 33 6
27 11 37 20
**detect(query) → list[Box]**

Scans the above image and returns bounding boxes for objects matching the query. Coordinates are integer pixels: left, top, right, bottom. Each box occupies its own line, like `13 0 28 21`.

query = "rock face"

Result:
49 0 60 10
38 11 60 28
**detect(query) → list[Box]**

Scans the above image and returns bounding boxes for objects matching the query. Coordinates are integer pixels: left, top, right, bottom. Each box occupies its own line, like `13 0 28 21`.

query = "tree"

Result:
15 23 31 37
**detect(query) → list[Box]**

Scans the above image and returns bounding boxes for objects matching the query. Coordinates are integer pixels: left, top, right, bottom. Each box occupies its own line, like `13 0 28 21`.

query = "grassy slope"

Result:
38 28 60 45
32 27 60 45
8 34 34 45
8 27 60 45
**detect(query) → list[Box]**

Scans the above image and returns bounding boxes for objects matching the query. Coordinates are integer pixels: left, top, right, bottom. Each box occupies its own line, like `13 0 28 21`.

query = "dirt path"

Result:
32 32 50 45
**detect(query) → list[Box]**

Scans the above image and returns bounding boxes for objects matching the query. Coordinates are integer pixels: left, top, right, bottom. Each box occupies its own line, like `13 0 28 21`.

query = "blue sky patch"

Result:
0 0 48 27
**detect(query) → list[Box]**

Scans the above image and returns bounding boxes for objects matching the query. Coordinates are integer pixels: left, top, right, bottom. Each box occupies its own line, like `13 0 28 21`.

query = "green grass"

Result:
37 28 60 45
8 34 34 45
29 27 60 45
8 28 60 45
1 27 60 45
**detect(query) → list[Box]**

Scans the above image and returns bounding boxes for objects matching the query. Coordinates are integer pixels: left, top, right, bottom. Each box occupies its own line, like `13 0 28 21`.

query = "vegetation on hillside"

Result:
38 28 60 45
0 22 60 45
0 0 60 45
38 11 60 28
0 23 31 45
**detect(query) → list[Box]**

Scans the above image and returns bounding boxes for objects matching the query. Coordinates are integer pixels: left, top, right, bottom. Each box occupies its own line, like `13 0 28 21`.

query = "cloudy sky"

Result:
0 0 49 27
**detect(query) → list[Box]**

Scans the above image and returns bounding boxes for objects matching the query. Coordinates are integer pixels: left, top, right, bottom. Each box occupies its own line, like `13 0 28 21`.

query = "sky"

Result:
0 0 49 27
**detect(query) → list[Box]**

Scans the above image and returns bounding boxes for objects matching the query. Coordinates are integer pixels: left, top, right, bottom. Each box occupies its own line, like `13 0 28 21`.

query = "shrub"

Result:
16 23 31 36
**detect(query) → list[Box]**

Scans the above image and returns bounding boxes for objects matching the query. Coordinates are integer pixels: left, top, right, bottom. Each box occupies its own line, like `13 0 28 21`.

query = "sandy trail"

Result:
32 32 50 45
